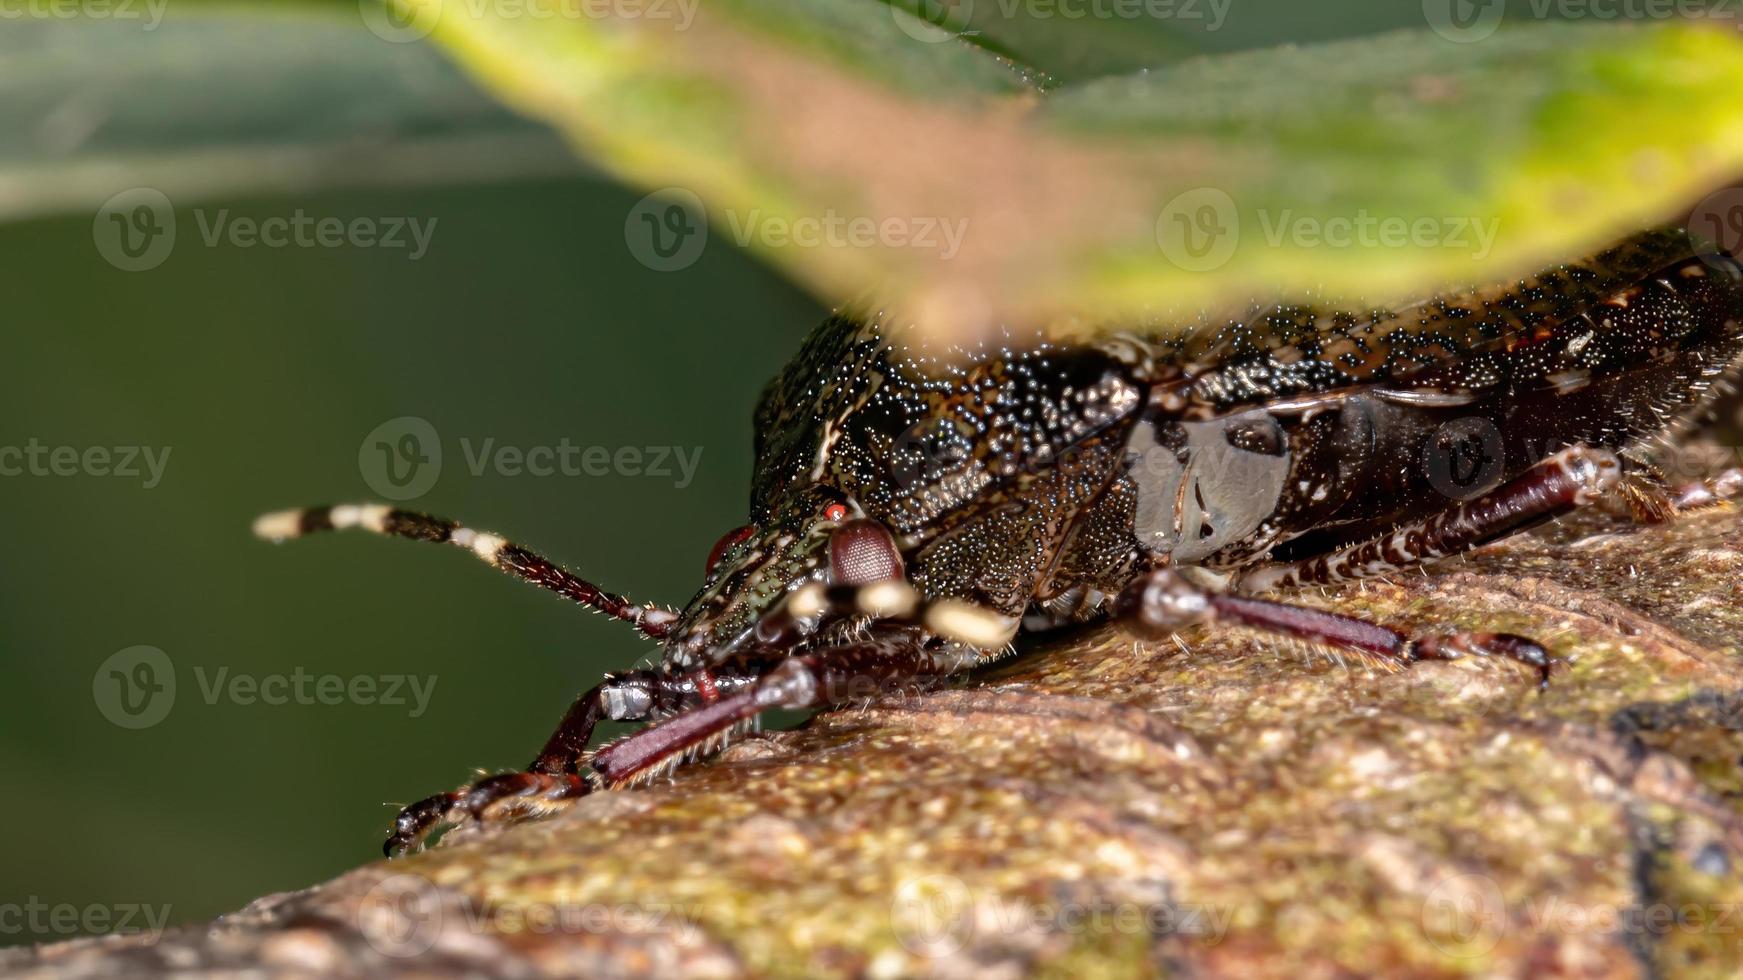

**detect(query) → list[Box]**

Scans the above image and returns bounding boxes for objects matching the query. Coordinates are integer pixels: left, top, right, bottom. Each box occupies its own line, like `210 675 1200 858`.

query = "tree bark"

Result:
11 506 1743 979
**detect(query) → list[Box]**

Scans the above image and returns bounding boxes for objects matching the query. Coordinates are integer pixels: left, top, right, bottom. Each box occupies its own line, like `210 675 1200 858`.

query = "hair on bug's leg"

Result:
1237 445 1623 593
1670 467 1743 510
254 504 680 640
750 579 1021 651
1113 567 1553 688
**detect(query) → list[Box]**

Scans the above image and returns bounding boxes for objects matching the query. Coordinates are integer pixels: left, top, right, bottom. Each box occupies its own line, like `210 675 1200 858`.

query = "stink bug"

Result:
255 226 1743 857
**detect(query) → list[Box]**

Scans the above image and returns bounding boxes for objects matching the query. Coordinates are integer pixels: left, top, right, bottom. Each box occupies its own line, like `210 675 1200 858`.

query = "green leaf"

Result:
403 1 1743 340
0 7 581 224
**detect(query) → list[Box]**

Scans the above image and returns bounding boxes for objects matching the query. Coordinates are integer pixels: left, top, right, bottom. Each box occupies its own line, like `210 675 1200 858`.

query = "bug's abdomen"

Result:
1113 250 1743 573
1268 253 1743 562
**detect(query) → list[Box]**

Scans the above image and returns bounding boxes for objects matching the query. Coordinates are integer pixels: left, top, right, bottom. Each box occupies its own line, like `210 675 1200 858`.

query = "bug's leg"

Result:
1238 446 1623 593
254 504 679 639
1671 467 1743 510
384 667 705 856
1114 567 1554 687
589 635 940 787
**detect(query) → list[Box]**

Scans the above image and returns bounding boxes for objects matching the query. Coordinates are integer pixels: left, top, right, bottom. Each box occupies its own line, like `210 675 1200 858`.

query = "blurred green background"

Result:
5 0 1741 951
0 174 824 944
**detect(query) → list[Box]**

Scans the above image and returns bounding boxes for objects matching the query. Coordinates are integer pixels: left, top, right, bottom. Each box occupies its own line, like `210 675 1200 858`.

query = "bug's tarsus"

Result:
1409 632 1553 690
385 771 590 857
1671 467 1743 511
253 504 680 640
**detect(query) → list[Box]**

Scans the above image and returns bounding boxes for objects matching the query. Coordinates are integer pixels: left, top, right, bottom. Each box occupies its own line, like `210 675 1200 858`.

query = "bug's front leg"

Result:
383 667 743 857
588 633 942 787
1114 567 1554 686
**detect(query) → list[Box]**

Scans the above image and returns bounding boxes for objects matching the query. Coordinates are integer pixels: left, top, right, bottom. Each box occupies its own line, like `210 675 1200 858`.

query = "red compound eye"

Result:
828 519 904 586
822 502 850 523
705 524 756 576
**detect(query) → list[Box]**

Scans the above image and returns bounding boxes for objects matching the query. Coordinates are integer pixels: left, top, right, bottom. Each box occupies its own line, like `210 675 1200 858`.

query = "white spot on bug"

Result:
458 531 506 564
856 580 919 618
252 509 302 541
789 581 829 620
327 503 391 532
925 600 1018 648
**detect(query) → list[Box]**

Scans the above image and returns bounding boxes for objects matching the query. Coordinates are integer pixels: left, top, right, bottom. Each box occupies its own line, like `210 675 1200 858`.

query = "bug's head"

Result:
667 484 907 664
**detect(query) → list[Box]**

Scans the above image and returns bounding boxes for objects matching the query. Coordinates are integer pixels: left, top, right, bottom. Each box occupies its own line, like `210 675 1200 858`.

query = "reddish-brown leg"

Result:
1114 568 1553 687
383 666 758 856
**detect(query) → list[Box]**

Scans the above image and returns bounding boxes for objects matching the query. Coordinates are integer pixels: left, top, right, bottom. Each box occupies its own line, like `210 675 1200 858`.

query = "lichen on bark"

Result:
11 506 1743 979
